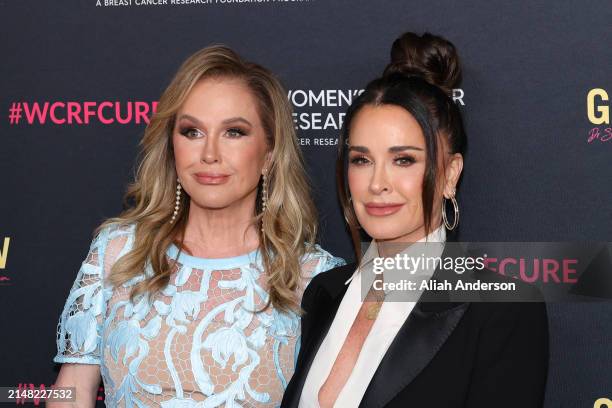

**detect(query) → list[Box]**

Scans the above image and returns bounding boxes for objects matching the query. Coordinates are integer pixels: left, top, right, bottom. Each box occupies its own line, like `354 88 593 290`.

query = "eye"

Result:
394 155 416 166
226 127 247 138
179 127 204 139
349 155 371 166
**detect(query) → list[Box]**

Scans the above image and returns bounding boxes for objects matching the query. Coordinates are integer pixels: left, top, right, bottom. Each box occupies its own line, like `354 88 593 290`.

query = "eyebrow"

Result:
176 114 203 126
176 114 253 127
348 145 424 153
222 117 253 127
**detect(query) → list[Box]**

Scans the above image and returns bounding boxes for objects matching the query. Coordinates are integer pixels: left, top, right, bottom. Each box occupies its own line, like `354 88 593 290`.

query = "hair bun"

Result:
383 32 462 96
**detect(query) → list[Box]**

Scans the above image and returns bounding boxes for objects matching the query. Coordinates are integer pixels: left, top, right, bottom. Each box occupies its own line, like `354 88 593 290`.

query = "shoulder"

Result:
463 270 549 334
309 261 356 289
94 221 135 246
467 296 548 325
299 244 347 279
455 265 549 327
463 266 546 302
302 261 356 305
92 221 136 274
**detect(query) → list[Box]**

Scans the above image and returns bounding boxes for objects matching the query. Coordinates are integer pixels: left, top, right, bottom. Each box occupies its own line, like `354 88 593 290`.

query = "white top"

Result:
299 226 446 408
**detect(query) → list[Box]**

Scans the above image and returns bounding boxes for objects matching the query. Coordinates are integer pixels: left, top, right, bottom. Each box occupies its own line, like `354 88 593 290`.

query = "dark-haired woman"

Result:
281 32 548 408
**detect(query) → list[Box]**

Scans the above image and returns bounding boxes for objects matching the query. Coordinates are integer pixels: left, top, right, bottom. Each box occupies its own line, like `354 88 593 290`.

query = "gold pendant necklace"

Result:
365 273 385 320
366 301 383 320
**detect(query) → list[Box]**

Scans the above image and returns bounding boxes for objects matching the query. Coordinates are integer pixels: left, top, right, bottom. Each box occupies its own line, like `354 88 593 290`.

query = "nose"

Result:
201 134 220 164
369 163 391 195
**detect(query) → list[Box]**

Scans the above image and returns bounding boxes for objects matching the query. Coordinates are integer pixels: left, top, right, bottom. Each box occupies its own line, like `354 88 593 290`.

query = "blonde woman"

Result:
50 46 344 407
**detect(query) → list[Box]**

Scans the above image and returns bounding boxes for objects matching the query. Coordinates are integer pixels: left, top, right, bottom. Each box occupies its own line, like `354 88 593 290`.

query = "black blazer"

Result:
282 243 549 408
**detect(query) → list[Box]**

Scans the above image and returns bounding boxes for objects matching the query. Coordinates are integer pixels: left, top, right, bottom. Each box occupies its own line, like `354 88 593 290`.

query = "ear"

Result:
444 153 463 197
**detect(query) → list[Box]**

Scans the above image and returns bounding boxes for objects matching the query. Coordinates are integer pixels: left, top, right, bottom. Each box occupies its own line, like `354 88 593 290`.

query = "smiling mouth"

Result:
364 203 404 216
193 173 230 185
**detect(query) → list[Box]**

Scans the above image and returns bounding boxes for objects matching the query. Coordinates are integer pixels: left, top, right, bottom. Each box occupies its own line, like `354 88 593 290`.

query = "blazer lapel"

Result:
360 241 470 408
359 300 469 408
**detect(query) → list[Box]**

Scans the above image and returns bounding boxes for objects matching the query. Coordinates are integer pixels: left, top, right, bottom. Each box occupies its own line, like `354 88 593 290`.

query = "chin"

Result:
190 195 237 210
367 230 408 241
360 222 407 241
359 215 423 242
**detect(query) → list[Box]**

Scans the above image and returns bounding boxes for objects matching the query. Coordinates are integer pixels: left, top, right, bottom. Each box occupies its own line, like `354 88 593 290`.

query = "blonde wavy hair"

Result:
99 45 318 312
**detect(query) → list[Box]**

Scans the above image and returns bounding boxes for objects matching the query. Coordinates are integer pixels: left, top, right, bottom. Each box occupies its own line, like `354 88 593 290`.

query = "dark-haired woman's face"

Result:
347 105 433 242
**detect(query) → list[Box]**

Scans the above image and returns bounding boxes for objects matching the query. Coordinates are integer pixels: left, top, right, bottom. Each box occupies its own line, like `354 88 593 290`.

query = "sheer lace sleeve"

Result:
300 244 346 284
54 223 133 364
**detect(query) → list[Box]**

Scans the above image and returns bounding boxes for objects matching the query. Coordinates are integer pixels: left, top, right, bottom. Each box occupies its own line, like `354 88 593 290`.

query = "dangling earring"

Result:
442 189 459 230
170 178 182 224
260 171 268 235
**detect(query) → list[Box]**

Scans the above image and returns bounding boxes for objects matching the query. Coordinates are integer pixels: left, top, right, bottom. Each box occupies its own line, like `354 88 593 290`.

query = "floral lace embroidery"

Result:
55 223 345 407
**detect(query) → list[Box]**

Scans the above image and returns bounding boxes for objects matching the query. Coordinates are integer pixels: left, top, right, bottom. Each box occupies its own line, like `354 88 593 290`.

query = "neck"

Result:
180 193 260 258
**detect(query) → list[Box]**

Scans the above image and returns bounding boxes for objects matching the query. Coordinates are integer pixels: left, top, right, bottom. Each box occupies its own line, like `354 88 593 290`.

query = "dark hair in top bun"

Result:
337 32 467 259
383 32 462 96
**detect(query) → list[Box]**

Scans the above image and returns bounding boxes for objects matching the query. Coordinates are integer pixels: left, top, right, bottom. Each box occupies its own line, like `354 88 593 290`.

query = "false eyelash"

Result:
179 127 203 138
394 155 416 166
226 127 247 137
349 155 370 165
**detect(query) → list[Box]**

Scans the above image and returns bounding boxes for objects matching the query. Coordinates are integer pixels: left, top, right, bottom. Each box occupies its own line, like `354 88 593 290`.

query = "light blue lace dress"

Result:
54 223 345 407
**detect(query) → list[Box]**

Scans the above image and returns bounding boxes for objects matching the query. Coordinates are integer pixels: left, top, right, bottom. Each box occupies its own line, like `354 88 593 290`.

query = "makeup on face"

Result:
347 105 430 242
171 78 269 209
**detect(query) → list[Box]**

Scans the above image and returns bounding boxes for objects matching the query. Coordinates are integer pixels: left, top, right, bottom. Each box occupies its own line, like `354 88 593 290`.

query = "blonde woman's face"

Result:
347 105 432 243
172 77 270 211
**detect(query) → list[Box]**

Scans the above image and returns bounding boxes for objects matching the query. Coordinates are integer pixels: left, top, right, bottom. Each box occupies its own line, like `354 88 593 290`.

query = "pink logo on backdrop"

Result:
588 127 612 143
484 257 579 283
7 101 158 125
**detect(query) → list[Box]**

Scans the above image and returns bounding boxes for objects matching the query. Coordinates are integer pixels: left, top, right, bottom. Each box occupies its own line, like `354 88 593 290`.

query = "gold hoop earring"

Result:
442 193 459 230
170 178 181 224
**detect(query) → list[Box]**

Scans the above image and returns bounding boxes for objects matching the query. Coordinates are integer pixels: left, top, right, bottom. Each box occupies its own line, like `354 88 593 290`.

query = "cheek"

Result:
226 143 266 182
172 136 196 169
347 167 369 197
395 173 426 226
392 162 426 200
395 174 423 202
